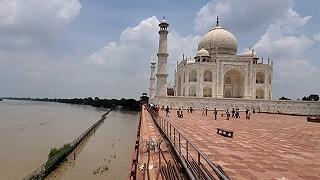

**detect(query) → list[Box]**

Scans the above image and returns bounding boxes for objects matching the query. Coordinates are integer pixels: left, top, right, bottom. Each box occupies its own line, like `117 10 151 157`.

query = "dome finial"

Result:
216 15 219 26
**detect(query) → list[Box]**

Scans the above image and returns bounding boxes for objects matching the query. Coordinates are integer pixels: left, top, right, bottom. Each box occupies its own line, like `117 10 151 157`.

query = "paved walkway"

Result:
159 109 320 180
137 107 178 180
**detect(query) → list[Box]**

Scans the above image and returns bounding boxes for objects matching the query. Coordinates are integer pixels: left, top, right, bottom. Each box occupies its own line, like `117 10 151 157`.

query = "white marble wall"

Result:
151 96 320 115
175 55 272 100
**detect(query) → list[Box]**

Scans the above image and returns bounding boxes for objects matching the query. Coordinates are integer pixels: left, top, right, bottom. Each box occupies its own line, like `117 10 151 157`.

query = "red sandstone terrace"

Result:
158 109 320 180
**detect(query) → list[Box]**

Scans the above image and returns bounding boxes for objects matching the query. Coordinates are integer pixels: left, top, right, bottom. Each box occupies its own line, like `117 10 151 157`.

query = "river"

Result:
0 100 138 179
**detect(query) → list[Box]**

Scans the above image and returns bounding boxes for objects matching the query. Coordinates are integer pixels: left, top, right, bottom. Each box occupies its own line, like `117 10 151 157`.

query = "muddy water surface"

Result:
0 100 138 179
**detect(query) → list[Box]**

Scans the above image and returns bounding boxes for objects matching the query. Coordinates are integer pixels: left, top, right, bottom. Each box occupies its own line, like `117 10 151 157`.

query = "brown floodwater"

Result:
0 100 138 180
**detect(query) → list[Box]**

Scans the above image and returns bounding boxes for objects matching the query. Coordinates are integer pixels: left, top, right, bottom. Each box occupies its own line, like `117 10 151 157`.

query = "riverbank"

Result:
3 97 140 111
24 109 113 179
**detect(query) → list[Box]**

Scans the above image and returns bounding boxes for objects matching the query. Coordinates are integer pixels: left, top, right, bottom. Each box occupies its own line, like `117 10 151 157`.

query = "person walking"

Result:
235 109 240 119
226 109 230 120
202 108 205 116
165 106 170 117
232 108 235 118
245 109 249 119
213 108 218 120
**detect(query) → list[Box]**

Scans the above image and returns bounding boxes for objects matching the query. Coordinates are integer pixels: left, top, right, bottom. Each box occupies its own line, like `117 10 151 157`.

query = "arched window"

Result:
256 88 265 99
203 86 212 97
203 70 212 82
189 70 197 82
256 71 265 84
225 76 231 84
189 86 196 96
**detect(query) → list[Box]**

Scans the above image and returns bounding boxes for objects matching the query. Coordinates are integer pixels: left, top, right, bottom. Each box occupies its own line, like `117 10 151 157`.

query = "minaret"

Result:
155 17 169 97
149 62 156 99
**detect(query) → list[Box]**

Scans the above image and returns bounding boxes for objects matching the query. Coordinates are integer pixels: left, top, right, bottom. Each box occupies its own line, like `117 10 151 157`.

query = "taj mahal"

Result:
148 17 320 115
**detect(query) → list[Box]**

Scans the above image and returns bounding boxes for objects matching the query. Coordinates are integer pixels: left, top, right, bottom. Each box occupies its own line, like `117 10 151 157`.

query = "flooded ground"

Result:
48 110 138 180
0 100 138 179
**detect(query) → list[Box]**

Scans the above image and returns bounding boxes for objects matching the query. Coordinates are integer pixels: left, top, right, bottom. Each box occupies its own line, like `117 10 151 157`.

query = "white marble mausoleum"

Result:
148 17 320 115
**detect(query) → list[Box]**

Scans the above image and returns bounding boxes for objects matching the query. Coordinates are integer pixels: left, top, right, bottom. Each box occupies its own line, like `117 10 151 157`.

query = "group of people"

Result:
202 107 209 116
225 108 252 120
150 104 160 114
187 107 195 113
150 104 254 120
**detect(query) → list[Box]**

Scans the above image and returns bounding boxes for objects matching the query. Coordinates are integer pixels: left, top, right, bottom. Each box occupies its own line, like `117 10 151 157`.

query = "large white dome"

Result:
198 26 237 55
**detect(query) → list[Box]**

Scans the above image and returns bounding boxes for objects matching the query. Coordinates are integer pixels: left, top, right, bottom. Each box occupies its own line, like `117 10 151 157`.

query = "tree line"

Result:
279 94 319 101
3 97 141 111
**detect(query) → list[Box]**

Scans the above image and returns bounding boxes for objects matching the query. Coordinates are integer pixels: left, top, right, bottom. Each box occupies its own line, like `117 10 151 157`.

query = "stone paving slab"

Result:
159 110 320 180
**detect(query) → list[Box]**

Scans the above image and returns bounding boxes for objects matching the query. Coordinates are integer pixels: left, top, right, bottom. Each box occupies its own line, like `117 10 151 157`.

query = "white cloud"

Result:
276 59 316 80
195 0 295 34
88 16 200 96
0 0 81 46
254 25 313 59
253 7 315 80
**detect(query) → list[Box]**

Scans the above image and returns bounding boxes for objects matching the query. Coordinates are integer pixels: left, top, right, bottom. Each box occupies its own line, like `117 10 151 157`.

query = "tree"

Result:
279 97 291 100
302 94 319 101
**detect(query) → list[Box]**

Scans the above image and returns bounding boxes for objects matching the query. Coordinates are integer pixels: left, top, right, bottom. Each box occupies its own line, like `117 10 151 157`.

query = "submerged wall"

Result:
150 96 320 115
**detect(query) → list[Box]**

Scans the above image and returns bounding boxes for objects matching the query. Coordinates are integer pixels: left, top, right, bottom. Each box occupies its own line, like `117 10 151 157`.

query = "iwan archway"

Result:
223 69 245 98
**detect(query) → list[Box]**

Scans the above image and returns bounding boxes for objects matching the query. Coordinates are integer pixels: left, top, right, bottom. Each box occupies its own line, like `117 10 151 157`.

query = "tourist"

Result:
165 106 170 117
205 107 208 116
245 109 249 118
177 108 181 117
226 109 230 120
192 107 195 113
246 110 251 119
187 107 190 113
202 108 205 116
213 108 218 120
179 108 183 118
235 109 240 119
232 108 235 118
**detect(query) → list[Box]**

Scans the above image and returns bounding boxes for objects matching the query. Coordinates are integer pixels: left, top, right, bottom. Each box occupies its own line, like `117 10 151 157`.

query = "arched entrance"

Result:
223 69 245 98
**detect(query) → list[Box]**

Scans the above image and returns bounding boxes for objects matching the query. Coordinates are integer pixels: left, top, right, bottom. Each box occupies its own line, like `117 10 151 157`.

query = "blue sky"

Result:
0 0 319 99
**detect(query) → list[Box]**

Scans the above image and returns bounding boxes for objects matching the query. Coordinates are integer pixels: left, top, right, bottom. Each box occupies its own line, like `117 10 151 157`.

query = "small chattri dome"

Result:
242 48 257 57
196 48 210 57
160 17 168 25
161 19 167 24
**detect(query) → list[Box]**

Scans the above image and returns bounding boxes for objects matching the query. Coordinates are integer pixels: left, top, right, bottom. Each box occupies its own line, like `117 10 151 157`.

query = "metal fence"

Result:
146 105 230 180
23 109 112 180
128 111 142 180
